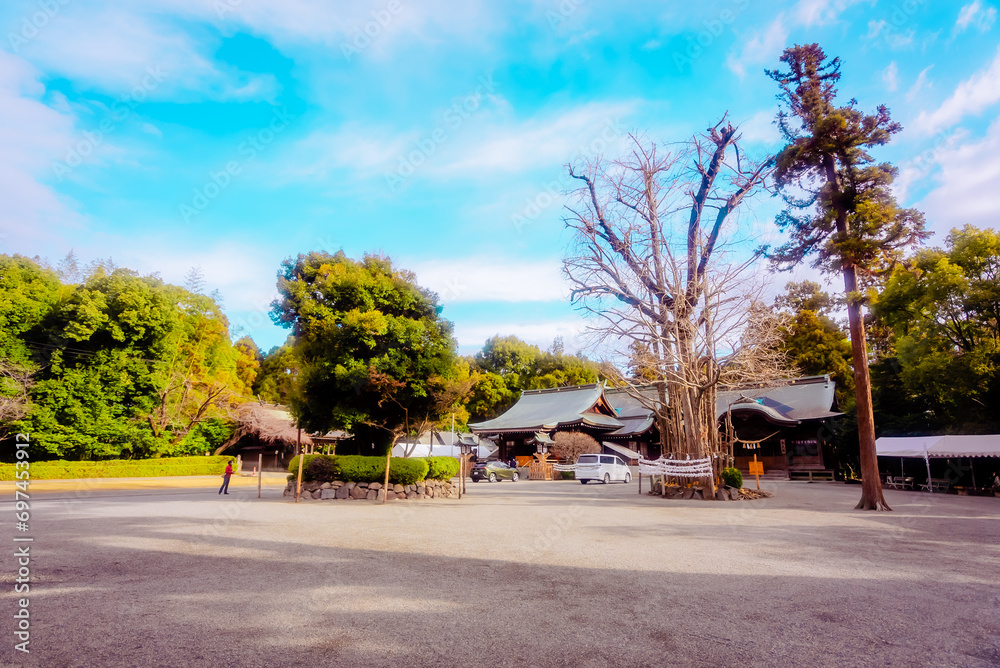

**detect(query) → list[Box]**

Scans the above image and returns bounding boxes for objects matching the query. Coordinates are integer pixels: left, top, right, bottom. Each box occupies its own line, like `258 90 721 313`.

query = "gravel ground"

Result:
1 478 998 667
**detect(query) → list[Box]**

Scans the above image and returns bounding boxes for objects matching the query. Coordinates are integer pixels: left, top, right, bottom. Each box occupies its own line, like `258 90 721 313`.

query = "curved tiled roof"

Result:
469 376 840 437
469 383 623 433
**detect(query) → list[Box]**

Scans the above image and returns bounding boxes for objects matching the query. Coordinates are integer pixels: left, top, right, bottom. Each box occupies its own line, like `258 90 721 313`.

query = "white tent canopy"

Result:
876 435 1000 494
876 435 1000 459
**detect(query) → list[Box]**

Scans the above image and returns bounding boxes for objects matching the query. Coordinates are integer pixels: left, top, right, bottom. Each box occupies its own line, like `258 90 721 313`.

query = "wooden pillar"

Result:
382 450 391 505
294 427 304 503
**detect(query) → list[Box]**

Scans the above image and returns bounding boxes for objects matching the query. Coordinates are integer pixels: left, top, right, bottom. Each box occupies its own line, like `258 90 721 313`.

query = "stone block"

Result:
366 489 377 500
345 482 356 490
369 482 382 490
386 490 396 500
393 484 404 494
320 488 338 500
320 482 332 490
350 486 367 500
397 492 407 500
335 486 350 500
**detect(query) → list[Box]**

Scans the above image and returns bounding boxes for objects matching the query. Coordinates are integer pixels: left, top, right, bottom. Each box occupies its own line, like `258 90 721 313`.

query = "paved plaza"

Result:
2 477 998 667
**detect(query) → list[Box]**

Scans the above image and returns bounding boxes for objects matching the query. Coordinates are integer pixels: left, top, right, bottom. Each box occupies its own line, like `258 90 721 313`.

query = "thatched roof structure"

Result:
214 402 311 455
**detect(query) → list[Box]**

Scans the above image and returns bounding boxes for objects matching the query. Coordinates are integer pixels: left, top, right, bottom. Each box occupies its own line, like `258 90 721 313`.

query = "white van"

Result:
575 454 632 484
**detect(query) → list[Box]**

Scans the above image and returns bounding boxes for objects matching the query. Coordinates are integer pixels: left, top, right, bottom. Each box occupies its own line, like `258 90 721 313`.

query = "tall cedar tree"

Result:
766 44 927 510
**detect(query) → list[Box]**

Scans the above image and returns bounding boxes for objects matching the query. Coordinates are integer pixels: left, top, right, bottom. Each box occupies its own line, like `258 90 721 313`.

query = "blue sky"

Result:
2 0 999 355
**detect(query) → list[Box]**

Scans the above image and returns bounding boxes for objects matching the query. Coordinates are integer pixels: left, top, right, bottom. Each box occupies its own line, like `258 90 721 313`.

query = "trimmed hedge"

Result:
335 455 386 483
0 456 232 481
289 455 435 485
389 457 430 485
721 467 743 489
287 454 327 479
425 456 459 480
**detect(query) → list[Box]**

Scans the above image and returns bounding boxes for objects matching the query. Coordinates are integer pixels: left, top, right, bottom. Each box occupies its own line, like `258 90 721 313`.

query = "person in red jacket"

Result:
219 460 233 495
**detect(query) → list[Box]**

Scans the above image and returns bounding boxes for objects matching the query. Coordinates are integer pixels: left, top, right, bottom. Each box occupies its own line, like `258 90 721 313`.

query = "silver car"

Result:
575 454 632 484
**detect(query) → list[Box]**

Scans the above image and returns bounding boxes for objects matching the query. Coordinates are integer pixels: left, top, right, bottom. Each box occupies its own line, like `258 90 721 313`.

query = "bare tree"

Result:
563 121 787 468
0 362 34 434
550 431 601 463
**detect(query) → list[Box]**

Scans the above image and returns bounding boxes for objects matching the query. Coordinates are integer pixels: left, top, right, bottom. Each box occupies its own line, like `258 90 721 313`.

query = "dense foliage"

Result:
270 252 459 453
775 281 854 409
465 335 600 422
873 226 1000 433
0 255 255 460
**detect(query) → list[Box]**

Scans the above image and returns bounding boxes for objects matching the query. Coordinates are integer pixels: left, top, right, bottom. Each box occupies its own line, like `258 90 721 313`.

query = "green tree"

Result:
253 340 300 404
465 335 599 421
775 281 854 408
270 251 458 452
0 256 63 433
12 262 247 459
766 44 928 510
873 225 1000 432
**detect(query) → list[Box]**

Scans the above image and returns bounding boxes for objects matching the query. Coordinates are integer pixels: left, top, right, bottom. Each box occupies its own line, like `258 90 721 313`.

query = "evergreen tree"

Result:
766 44 928 510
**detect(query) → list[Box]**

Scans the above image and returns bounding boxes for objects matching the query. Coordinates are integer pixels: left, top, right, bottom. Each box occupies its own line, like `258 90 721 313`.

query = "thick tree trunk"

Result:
843 264 890 511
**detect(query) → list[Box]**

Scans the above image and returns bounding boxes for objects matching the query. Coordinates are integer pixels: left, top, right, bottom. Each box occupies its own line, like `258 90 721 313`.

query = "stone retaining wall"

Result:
283 478 458 501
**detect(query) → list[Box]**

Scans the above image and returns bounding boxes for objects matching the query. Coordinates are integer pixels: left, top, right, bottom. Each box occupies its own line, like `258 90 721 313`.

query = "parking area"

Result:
2 478 998 666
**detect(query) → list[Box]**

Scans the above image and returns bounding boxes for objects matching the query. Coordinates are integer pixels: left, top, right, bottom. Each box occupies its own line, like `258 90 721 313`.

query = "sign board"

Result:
748 460 764 476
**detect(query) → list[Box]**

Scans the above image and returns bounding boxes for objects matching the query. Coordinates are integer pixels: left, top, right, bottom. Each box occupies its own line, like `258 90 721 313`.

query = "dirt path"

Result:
1 479 997 667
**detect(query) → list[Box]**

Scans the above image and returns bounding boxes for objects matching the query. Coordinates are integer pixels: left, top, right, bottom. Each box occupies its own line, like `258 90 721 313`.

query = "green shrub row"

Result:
287 454 457 484
0 456 233 481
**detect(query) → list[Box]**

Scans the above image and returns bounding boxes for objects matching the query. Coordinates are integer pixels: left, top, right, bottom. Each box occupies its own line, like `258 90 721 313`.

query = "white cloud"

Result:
728 0 867 79
0 51 87 249
905 65 933 102
280 101 634 189
157 0 499 57
793 0 866 27
882 62 900 91
909 47 1000 135
955 1 997 34
736 109 780 145
16 7 278 102
438 103 632 175
453 319 587 355
408 257 568 304
726 16 789 79
916 118 1000 236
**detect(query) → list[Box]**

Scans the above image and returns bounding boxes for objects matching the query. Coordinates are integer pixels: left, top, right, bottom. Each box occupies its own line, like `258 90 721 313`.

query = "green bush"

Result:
0 456 232 481
332 455 431 484
336 455 387 483
721 467 743 489
425 456 459 480
390 457 430 485
287 454 325 477
560 470 575 480
304 455 340 482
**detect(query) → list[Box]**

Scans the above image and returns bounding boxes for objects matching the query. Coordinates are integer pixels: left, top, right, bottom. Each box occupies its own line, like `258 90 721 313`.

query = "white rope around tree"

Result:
638 455 714 478
551 463 576 472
